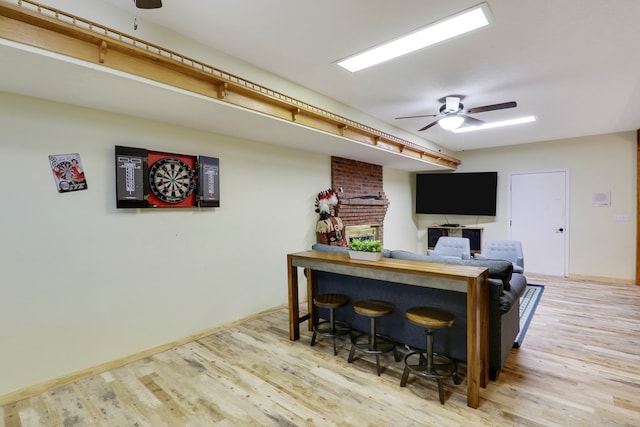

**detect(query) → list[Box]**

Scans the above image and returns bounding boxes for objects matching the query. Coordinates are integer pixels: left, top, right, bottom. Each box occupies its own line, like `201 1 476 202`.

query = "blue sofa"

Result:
310 243 528 379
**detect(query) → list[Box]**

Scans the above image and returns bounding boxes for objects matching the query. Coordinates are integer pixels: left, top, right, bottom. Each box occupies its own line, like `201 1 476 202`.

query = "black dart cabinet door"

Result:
115 145 149 208
198 156 220 208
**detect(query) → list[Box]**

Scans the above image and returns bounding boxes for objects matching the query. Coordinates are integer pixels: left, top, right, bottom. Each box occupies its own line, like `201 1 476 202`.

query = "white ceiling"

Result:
100 0 640 153
2 0 640 171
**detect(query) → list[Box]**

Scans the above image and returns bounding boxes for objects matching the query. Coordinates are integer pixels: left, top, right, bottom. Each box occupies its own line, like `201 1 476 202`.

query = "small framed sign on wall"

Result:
115 145 220 209
592 191 611 207
49 153 88 193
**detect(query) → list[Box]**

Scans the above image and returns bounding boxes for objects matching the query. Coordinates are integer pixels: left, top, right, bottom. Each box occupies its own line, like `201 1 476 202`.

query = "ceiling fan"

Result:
134 0 162 9
396 96 517 131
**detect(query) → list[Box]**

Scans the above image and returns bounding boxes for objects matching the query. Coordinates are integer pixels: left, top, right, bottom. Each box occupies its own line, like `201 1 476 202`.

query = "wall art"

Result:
49 153 88 193
115 145 219 208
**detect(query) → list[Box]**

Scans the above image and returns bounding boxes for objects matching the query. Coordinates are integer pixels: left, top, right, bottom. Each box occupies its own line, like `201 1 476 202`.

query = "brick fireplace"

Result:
331 157 389 243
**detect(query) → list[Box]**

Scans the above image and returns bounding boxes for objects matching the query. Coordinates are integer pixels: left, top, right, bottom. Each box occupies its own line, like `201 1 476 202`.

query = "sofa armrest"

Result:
475 253 524 274
514 258 524 273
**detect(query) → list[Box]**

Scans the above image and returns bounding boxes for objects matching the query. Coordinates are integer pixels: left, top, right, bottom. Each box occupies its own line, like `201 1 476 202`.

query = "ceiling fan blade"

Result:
418 120 439 132
135 0 162 9
466 101 517 114
395 113 438 120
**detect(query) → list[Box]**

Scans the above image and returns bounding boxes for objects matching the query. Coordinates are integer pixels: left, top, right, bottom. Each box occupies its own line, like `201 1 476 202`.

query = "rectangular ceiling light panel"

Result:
452 116 537 133
337 3 492 72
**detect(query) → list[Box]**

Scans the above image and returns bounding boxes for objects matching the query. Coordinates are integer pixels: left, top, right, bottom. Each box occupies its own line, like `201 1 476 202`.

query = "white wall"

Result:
0 91 330 395
417 132 637 281
0 0 425 398
0 91 417 396
382 167 419 252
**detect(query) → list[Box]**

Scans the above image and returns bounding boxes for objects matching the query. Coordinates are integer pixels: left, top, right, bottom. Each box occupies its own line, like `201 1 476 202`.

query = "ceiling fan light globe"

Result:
439 116 464 130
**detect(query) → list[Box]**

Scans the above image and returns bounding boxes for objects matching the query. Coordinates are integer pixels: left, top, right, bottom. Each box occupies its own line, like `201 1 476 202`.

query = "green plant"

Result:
348 239 383 253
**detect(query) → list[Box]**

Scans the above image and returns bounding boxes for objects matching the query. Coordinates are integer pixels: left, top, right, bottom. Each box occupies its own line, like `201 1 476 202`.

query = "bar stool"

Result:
400 306 462 404
348 299 400 376
310 293 351 355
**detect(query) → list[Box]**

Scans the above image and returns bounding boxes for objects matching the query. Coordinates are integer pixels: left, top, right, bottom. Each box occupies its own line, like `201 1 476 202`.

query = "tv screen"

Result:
416 172 497 216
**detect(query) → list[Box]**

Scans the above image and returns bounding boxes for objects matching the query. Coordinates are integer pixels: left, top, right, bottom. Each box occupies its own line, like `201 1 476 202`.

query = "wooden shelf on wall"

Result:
0 0 461 170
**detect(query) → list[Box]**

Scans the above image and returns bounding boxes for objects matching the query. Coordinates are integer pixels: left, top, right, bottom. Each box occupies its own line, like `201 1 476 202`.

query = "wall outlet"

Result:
614 214 629 222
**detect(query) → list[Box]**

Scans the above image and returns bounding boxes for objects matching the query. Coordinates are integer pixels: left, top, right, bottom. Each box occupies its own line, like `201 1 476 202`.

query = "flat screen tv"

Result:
416 172 497 216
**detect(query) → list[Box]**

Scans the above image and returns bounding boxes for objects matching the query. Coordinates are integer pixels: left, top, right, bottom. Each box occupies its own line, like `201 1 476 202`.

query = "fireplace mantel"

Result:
339 196 389 206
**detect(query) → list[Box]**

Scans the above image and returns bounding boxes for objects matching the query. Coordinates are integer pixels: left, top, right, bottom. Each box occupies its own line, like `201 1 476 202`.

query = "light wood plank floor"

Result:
2 275 639 426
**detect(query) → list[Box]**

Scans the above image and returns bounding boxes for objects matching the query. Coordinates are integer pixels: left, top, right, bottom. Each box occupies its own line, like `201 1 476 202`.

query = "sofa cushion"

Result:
389 249 430 262
311 243 348 253
390 250 513 289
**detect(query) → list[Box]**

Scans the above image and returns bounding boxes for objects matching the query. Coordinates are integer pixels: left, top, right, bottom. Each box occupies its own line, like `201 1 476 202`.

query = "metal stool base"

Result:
348 333 401 376
401 351 462 404
311 320 351 355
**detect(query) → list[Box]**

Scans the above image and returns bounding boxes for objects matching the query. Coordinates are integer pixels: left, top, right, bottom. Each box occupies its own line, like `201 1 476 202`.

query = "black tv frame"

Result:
415 171 497 216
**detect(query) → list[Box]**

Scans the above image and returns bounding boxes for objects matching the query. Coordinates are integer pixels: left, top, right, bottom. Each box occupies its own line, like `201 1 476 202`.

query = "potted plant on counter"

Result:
348 239 383 261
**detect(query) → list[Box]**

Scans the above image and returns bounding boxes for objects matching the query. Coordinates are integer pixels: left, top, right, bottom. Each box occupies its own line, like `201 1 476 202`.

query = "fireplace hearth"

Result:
345 224 380 244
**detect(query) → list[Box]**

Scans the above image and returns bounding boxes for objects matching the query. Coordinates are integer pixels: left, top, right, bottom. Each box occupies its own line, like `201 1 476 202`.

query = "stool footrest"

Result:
402 352 457 380
313 320 351 337
350 333 396 354
401 351 462 404
348 333 400 376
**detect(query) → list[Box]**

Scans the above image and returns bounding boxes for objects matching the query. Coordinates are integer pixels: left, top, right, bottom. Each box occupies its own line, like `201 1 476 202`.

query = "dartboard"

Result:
148 157 196 203
54 161 75 180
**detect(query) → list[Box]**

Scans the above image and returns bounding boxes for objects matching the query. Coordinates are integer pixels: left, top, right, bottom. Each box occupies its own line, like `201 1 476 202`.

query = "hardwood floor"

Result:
2 275 639 426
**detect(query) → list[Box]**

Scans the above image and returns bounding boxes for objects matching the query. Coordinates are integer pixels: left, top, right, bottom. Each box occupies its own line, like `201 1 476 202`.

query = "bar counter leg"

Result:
479 272 489 388
466 276 481 409
287 255 300 341
307 268 317 332
478 273 489 388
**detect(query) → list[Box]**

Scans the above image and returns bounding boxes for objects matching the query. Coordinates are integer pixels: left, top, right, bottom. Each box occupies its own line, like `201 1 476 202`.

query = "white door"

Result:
510 170 568 276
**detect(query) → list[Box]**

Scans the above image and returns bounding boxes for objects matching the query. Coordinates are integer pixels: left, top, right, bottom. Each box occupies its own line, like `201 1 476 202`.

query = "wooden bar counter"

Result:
286 250 489 409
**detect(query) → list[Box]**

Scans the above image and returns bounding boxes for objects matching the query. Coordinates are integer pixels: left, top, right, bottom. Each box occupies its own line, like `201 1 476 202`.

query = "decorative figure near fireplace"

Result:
315 189 346 246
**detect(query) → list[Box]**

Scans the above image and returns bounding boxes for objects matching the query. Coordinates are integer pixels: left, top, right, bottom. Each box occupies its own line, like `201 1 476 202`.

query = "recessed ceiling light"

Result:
452 116 537 133
337 3 492 72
